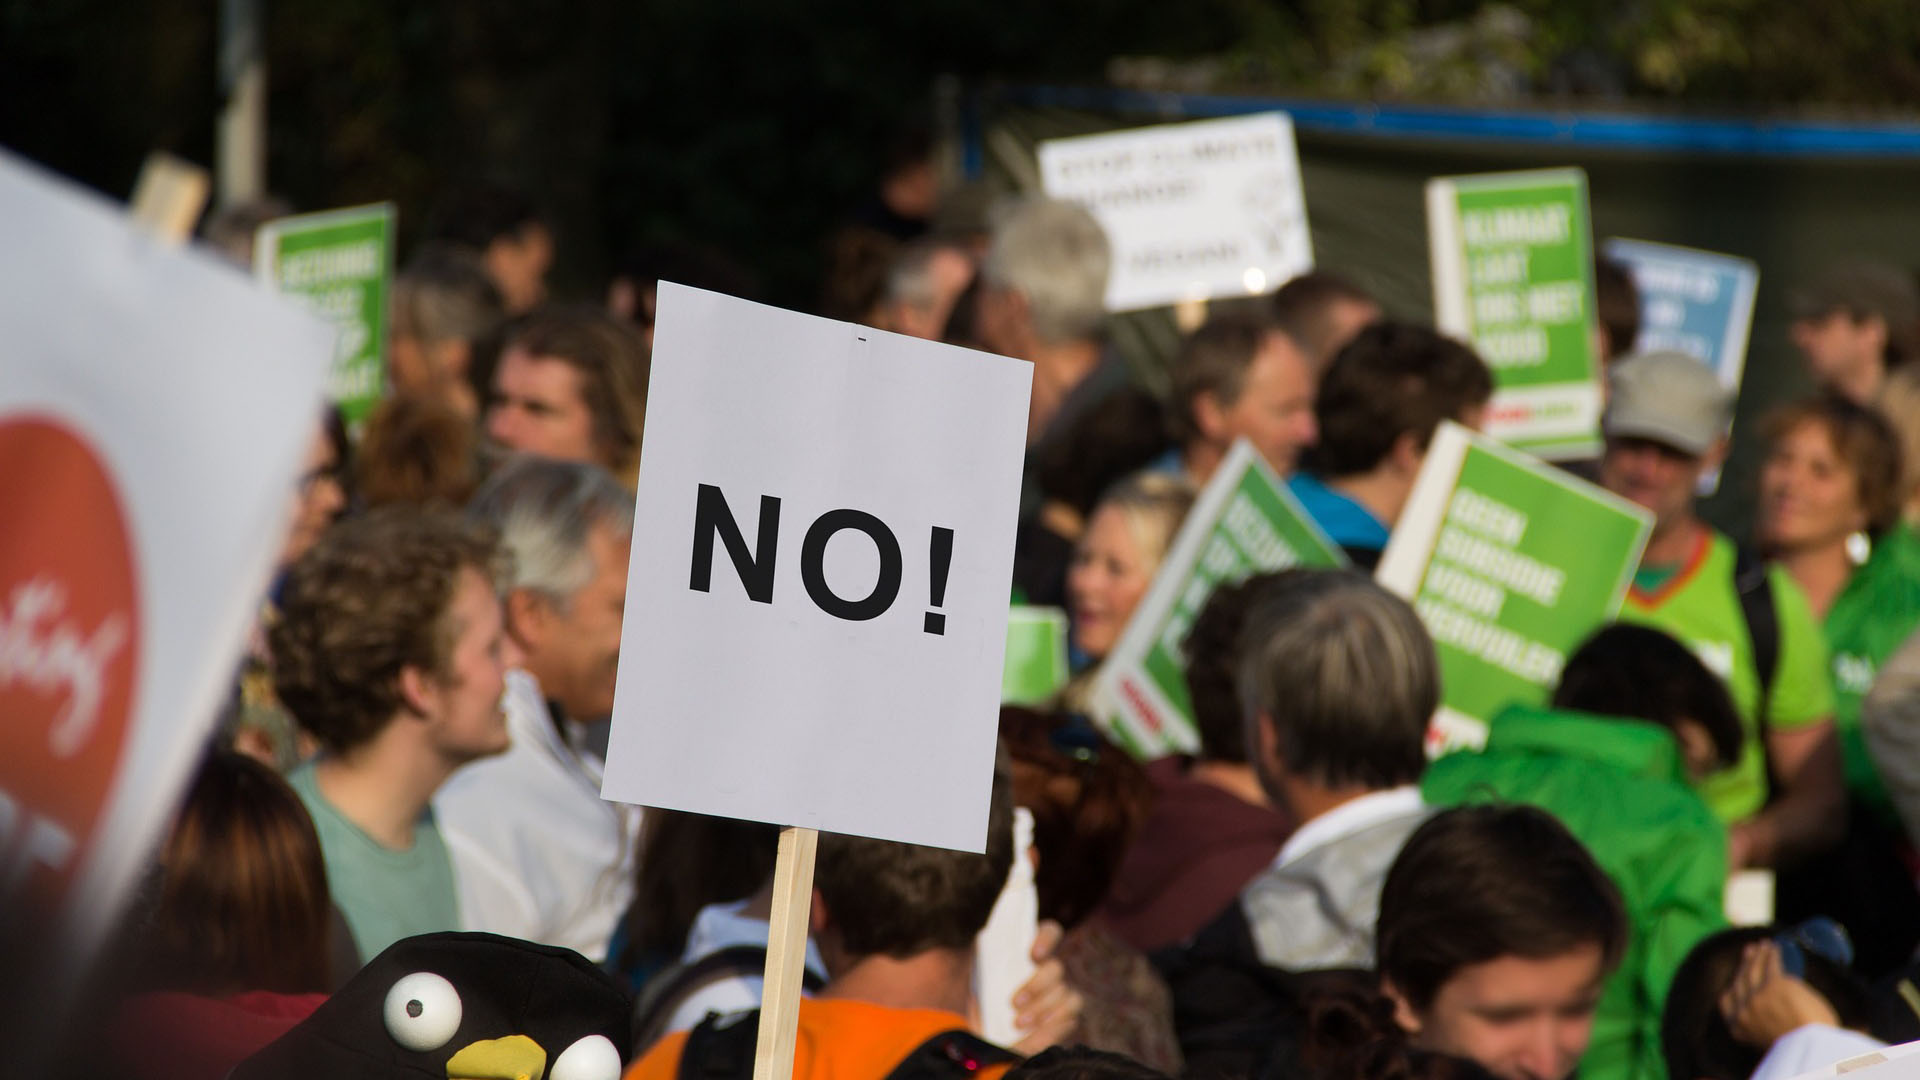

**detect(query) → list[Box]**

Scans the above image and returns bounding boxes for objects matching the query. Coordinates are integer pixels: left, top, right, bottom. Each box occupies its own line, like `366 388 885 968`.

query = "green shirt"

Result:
1825 522 1920 813
1622 529 1835 822
1423 705 1729 1080
290 762 461 964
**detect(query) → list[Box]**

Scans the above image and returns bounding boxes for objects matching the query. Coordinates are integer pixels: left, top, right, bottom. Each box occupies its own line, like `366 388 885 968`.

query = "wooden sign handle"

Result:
753 826 820 1080
128 152 210 245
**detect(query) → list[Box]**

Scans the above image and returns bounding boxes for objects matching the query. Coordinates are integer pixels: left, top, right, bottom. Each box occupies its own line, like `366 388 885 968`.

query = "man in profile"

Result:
435 457 642 963
1789 261 1920 405
1166 312 1318 485
974 199 1125 499
271 507 518 962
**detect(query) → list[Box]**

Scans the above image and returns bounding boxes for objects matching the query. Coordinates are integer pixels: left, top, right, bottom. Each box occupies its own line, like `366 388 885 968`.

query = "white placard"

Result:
1781 1037 1920 1080
1040 113 1314 313
0 150 334 995
601 284 1031 853
975 807 1038 1047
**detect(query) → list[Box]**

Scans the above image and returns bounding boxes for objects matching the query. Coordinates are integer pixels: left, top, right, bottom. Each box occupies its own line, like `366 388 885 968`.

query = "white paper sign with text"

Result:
0 150 334 1003
601 284 1031 853
1040 112 1314 313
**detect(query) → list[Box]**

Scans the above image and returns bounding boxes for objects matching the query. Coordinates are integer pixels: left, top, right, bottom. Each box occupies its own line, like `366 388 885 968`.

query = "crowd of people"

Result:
61 136 1920 1080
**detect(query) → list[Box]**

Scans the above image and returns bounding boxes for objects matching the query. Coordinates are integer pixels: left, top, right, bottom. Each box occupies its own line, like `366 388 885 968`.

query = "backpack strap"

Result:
1734 547 1780 724
675 1008 761 1080
882 1029 1022 1080
674 1009 1019 1080
637 946 824 1059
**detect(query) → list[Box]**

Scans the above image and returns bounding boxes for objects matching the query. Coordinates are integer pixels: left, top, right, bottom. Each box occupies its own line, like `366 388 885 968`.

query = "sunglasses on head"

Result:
1774 917 1853 979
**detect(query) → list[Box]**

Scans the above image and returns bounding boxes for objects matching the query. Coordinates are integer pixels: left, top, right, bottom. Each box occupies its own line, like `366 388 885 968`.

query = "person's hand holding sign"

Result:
1005 921 1085 1055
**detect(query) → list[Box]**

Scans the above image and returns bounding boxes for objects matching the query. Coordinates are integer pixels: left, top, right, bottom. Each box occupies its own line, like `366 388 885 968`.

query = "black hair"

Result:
1662 926 1876 1080
1302 321 1493 479
1378 805 1626 1011
1182 575 1273 764
425 183 546 251
1553 623 1743 769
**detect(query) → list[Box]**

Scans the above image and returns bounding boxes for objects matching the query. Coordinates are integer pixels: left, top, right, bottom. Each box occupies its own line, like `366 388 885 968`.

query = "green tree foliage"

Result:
1189 0 1920 108
3 0 1917 308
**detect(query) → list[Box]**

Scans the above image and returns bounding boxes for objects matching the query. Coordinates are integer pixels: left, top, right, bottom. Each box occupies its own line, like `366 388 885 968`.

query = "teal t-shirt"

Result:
1425 705 1728 1080
289 762 461 963
1621 530 1835 823
1825 522 1920 813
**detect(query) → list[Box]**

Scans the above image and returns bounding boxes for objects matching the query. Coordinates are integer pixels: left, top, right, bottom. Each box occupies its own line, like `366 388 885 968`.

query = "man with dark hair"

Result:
1289 321 1494 567
1269 270 1380 372
486 305 651 488
1594 255 1642 364
270 507 519 962
625 771 1063 1080
1166 313 1318 486
1598 351 1843 869
1790 261 1920 405
1096 575 1293 952
426 183 553 315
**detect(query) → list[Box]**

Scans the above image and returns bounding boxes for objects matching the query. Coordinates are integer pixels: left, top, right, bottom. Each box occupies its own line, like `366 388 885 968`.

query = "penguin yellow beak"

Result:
445 1033 547 1080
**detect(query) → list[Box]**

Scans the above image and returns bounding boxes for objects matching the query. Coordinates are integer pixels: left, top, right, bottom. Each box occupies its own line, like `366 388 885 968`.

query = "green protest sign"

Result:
254 203 395 427
1003 607 1070 706
1427 168 1600 460
1091 440 1347 759
1377 421 1651 751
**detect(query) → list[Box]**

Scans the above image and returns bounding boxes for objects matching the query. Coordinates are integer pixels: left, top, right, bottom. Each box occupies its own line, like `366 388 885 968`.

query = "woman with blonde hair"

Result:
1059 472 1196 711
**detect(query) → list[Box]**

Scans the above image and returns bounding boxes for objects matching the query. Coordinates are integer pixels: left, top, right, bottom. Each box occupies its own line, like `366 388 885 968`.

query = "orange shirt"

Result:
625 997 1015 1080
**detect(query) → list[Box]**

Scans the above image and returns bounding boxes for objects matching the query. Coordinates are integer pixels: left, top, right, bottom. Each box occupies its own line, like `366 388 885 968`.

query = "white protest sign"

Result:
0 150 334 1007
602 283 1031 853
1040 113 1314 313
1781 1037 1920 1080
975 807 1038 1047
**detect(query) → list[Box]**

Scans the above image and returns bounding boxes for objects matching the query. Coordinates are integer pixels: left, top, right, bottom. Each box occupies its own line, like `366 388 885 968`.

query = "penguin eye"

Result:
383 971 463 1052
550 1034 621 1080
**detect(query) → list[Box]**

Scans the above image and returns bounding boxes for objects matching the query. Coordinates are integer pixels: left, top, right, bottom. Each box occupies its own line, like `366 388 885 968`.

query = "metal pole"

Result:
217 0 265 207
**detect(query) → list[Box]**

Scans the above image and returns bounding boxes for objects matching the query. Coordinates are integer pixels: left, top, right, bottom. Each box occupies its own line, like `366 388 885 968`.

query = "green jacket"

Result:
1825 522 1920 815
1422 705 1729 1080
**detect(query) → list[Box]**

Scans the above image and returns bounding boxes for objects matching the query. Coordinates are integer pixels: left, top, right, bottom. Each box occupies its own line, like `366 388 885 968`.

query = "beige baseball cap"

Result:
1602 350 1732 457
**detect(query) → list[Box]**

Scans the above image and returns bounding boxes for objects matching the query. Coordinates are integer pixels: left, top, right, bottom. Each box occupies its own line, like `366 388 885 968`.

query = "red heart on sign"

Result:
0 414 141 912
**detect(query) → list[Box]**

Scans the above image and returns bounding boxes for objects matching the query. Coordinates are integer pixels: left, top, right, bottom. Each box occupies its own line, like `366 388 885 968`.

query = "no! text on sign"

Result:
601 284 1031 853
1377 422 1651 752
1040 112 1314 313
